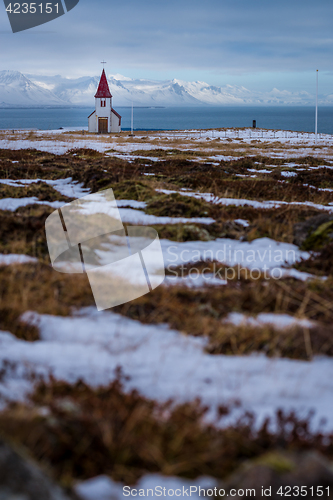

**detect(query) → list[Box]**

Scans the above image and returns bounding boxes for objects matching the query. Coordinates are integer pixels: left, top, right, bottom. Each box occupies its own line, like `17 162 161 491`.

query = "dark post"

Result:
252 120 256 129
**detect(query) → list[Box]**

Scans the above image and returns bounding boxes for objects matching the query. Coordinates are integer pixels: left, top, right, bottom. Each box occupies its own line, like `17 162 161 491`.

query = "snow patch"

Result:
0 177 89 198
223 312 314 329
0 254 37 266
157 189 333 213
0 308 332 430
0 197 64 211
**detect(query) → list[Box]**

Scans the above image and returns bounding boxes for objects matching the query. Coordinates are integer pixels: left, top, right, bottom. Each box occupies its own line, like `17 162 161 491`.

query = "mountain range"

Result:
0 70 331 107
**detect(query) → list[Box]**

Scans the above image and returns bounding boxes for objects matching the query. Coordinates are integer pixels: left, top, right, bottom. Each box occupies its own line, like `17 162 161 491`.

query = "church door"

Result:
98 118 108 133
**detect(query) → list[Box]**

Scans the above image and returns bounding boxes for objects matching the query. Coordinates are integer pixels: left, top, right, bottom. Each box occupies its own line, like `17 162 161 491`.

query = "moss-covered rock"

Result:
0 438 71 500
226 451 333 498
294 214 333 250
254 451 295 473
302 220 333 250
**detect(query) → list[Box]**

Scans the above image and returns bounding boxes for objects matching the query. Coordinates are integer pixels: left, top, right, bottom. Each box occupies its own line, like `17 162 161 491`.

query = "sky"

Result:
1 0 333 94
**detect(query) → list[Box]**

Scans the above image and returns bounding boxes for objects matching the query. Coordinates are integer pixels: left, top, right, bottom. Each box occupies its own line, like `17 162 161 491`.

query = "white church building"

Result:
88 69 121 133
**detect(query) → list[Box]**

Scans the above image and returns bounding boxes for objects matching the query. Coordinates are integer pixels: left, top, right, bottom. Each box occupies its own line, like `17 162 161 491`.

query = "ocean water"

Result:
0 106 332 134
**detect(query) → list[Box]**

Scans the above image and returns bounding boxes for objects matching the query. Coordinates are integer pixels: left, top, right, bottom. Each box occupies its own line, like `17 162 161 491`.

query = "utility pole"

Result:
131 101 134 136
315 69 318 143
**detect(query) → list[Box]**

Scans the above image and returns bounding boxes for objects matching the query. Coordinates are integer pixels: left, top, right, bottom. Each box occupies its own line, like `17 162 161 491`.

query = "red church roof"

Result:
95 69 112 98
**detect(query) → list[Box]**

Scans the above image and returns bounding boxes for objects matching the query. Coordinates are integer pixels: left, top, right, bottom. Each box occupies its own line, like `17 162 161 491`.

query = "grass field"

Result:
0 128 333 497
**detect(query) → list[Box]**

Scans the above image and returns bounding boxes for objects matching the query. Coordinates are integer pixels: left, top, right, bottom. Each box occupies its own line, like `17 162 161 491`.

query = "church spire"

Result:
95 69 112 98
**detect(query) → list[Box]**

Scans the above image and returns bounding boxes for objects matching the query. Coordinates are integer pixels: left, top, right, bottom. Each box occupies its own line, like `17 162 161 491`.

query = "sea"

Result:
0 106 332 135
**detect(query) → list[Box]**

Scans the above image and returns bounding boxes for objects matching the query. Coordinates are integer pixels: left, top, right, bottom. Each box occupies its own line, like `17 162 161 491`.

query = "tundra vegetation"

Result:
0 129 333 494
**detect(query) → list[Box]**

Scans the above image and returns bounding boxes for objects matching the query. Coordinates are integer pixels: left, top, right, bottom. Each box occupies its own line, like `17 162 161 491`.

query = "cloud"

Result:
0 0 332 89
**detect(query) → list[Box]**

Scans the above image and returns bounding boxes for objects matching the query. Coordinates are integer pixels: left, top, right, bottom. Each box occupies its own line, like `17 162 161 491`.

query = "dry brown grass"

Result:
147 203 324 244
206 322 332 360
1 151 328 254
115 273 333 360
1 134 333 490
171 176 332 204
245 206 321 243
0 148 331 207
1 260 333 359
1 148 333 359
0 378 332 486
296 243 333 276
0 263 93 339
0 182 70 202
0 205 53 258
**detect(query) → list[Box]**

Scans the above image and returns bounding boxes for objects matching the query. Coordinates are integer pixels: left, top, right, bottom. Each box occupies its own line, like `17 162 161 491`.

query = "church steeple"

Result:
88 65 121 134
95 69 112 98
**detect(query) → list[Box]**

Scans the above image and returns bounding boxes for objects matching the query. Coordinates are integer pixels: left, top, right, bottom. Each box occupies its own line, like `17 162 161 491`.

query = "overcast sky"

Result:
1 0 332 93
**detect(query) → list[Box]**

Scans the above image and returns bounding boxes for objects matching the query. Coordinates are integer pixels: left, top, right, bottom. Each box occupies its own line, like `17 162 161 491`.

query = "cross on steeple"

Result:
101 60 107 68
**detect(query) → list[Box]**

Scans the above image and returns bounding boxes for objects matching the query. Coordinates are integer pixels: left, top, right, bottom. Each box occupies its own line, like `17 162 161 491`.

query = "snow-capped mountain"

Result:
0 71 67 107
0 70 330 107
26 74 101 105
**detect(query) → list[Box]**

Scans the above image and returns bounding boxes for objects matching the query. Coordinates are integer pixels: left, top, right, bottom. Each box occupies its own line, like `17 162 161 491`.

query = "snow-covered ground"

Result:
0 193 215 225
160 236 308 274
0 254 37 265
222 312 314 329
0 176 315 285
116 209 214 226
1 308 332 432
0 231 314 286
0 177 90 198
157 188 333 213
1 178 331 218
0 127 333 159
0 308 333 429
0 127 332 459
0 197 64 211
50 229 309 283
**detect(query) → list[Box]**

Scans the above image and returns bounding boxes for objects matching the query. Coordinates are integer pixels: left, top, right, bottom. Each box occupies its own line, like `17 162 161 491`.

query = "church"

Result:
88 69 122 133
